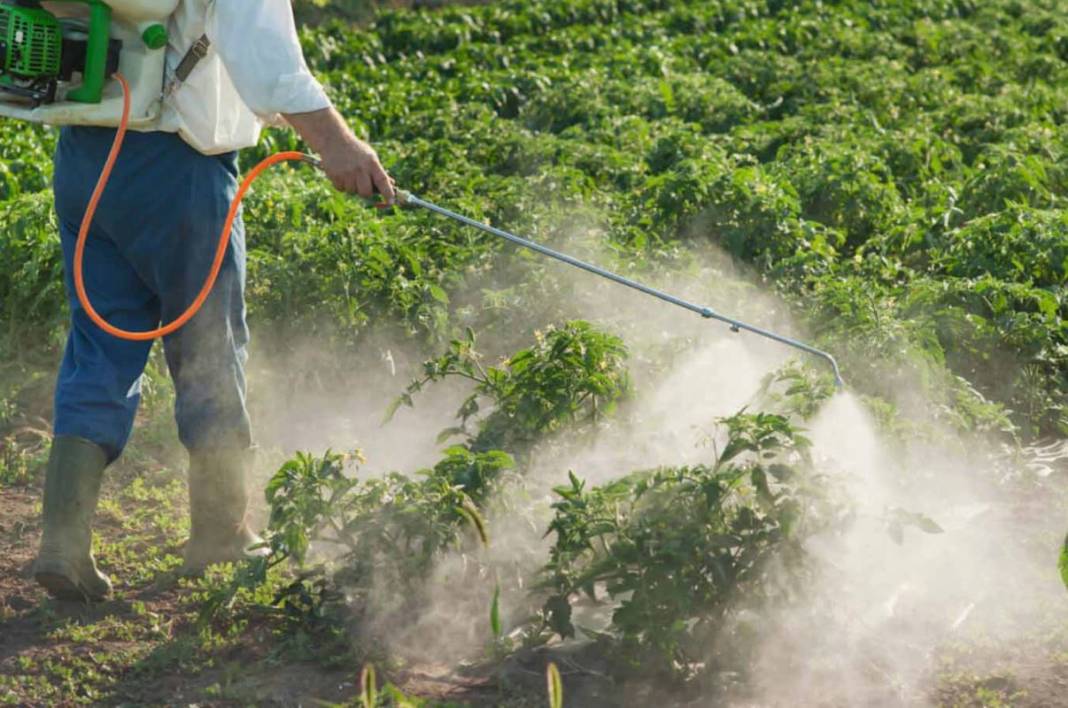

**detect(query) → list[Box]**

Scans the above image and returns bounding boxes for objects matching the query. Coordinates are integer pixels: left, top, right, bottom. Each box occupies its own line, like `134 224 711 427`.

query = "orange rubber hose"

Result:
73 73 311 341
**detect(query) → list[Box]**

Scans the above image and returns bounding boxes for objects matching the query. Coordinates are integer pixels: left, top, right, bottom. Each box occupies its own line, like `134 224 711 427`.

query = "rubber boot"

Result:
180 447 267 575
32 436 113 602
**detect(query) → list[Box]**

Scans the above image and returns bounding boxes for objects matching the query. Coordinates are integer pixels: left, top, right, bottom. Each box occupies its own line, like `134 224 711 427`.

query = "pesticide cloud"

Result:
319 223 824 666
247 328 463 475
238 216 807 661
748 393 1068 706
240 213 1066 705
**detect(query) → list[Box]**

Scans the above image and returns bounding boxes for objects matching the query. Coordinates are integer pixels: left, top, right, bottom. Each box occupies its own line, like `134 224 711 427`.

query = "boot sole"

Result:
35 571 93 602
33 558 110 602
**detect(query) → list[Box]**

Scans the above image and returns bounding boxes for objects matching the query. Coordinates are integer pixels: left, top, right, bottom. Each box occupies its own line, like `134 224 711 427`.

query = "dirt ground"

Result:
0 476 509 706
3 438 1068 706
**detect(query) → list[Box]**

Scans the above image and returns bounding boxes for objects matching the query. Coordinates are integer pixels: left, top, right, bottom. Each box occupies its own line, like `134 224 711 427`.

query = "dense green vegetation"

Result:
2 0 1067 704
4 0 1067 433
295 0 1066 438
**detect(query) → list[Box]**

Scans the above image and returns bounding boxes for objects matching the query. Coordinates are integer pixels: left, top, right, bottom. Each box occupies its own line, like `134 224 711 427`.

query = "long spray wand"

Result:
377 182 844 388
65 79 842 390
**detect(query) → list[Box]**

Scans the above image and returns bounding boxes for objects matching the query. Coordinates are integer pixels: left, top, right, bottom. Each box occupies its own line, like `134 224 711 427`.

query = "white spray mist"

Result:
748 391 1068 706
240 215 1067 706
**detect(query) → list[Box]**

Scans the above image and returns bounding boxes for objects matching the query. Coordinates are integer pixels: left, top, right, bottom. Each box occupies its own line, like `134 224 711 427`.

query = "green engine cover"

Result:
0 2 62 80
0 0 113 105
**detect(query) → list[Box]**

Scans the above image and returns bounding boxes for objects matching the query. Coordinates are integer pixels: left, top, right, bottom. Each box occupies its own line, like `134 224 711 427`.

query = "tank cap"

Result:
142 24 168 50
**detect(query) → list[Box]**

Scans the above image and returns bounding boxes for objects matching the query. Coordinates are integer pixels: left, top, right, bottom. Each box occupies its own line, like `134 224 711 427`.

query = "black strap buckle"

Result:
174 34 211 84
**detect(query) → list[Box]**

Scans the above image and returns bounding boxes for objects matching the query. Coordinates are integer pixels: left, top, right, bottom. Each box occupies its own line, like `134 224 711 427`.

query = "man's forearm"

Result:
283 106 354 156
283 106 395 201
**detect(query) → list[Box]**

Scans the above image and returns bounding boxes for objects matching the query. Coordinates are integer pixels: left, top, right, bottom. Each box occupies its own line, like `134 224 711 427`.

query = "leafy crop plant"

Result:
538 411 839 681
207 321 632 630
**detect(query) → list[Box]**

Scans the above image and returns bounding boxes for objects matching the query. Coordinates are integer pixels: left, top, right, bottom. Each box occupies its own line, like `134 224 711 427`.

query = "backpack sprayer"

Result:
0 0 173 122
0 0 844 386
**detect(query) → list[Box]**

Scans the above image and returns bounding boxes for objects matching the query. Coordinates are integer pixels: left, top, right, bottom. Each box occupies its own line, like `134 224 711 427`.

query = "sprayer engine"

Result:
0 0 63 104
0 0 176 126
0 0 121 106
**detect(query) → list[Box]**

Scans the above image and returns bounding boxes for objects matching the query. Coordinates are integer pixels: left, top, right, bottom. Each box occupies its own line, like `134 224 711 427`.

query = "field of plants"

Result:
2 0 1068 705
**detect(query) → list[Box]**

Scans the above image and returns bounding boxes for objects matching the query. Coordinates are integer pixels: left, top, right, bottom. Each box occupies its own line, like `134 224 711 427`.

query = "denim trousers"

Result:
52 126 251 461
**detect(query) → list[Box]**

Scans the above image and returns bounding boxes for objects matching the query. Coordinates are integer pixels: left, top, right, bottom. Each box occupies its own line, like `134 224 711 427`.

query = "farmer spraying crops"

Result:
5 1 1068 703
30 0 395 602
14 0 840 607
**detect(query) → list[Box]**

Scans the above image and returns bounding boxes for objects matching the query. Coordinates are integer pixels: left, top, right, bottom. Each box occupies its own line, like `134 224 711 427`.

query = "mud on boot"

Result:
180 447 268 576
32 436 113 602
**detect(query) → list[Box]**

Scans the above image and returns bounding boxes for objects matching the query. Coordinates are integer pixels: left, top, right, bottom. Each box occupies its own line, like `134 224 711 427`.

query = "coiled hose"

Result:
73 73 313 341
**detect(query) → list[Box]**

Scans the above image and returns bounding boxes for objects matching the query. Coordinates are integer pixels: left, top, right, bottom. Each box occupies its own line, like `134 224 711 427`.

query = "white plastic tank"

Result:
104 0 179 22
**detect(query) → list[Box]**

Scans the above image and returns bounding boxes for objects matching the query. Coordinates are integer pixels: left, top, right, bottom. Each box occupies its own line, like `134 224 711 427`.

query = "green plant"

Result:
204 447 501 625
206 322 630 631
754 362 836 420
392 321 630 454
538 411 837 679
0 432 48 487
5 0 1066 439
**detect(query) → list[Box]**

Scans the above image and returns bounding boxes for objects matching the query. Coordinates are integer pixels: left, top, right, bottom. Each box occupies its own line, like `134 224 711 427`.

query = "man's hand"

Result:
283 106 396 204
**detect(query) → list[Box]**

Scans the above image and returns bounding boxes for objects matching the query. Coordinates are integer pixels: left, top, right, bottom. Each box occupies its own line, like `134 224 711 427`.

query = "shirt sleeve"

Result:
208 0 332 119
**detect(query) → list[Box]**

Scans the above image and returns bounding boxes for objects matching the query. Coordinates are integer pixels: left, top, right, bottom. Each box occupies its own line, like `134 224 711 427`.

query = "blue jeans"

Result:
52 127 251 461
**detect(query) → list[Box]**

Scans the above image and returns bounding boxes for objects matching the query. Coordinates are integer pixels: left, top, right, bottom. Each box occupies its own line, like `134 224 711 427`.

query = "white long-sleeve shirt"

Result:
158 0 331 154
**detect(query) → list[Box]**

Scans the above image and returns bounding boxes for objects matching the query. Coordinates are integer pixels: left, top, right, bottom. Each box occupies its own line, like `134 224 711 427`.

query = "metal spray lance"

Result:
353 178 846 388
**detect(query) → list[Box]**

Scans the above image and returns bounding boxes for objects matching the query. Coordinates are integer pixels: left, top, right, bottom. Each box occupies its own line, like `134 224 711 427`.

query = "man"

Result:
32 0 394 601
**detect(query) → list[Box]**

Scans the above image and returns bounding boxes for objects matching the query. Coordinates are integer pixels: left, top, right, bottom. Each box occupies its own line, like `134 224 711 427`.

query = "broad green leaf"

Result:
427 284 449 304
